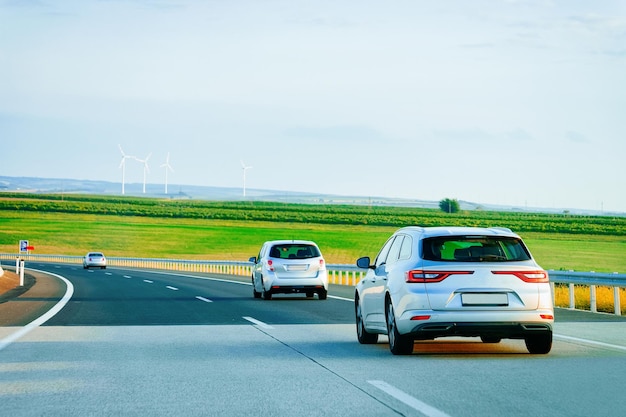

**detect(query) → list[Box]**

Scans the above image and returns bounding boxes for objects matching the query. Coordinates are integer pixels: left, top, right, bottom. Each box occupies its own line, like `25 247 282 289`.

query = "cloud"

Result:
565 130 588 143
506 128 533 142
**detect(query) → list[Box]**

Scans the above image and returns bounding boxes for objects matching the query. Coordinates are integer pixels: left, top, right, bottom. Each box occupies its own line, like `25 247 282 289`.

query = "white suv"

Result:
355 226 554 355
249 240 328 300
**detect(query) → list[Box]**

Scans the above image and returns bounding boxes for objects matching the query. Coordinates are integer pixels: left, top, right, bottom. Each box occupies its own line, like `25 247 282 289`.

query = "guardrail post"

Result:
569 283 575 309
614 287 621 316
590 285 597 313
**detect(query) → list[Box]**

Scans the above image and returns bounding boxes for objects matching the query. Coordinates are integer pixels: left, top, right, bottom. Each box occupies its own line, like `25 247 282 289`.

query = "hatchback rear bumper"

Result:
268 285 327 295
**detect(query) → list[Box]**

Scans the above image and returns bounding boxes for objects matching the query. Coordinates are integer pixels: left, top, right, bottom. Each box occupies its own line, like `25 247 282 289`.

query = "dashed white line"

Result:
123 275 132 279
243 316 274 329
105 272 112 276
166 286 179 291
195 296 213 303
368 380 452 417
143 279 153 284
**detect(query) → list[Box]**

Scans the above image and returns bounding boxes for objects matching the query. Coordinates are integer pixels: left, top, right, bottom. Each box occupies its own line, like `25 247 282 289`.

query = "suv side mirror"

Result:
248 256 257 263
356 256 373 269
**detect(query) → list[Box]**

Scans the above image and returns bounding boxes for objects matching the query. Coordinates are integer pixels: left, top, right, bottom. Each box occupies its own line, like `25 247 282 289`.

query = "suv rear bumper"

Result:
407 321 553 340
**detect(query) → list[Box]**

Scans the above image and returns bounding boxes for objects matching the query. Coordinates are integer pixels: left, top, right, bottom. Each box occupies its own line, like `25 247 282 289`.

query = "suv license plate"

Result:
461 293 508 306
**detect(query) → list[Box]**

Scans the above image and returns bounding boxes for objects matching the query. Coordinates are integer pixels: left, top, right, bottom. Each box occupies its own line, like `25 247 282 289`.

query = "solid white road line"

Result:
195 296 213 303
0 269 74 351
243 316 274 329
368 380 452 417
554 334 626 352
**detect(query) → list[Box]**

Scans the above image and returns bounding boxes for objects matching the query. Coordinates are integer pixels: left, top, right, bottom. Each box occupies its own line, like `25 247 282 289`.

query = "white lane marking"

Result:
166 286 179 291
329 295 352 302
196 296 213 303
243 316 274 329
554 334 626 352
143 279 153 284
368 380 452 417
0 269 74 351
123 275 132 279
105 272 112 276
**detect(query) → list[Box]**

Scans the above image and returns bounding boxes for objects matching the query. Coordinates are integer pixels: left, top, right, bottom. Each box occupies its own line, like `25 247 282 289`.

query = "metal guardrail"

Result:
1 254 624 315
548 270 625 316
0 253 365 286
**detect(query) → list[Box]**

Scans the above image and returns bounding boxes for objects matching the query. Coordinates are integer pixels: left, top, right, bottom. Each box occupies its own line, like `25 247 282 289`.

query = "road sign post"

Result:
19 259 25 286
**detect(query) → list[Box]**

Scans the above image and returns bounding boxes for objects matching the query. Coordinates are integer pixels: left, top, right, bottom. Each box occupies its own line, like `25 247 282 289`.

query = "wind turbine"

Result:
241 160 253 197
160 152 174 194
118 145 135 195
134 153 152 194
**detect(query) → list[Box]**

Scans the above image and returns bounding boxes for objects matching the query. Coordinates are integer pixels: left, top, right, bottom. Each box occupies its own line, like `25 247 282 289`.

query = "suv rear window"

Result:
269 244 321 259
422 236 531 262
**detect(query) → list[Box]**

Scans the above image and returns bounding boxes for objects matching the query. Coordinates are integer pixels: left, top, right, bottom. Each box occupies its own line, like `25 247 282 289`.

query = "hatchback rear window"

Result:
422 236 531 262
269 244 321 259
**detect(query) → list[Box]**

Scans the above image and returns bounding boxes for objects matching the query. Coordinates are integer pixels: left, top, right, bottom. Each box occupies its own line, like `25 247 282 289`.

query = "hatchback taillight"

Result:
406 270 474 283
267 260 274 271
319 259 326 270
491 270 549 283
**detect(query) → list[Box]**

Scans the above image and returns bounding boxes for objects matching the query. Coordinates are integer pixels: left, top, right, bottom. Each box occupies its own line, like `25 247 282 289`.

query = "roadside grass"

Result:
553 284 626 315
1 210 625 273
0 211 393 263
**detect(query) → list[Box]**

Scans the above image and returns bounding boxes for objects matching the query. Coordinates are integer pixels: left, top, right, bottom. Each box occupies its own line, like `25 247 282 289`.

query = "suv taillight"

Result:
491 270 549 282
406 270 474 283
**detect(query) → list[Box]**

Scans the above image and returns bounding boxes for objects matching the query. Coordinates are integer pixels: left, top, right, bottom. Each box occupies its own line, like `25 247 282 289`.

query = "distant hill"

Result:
0 175 622 217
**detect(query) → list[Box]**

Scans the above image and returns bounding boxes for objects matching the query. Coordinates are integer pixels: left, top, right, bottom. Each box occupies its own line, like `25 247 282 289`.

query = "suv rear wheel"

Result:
525 333 552 354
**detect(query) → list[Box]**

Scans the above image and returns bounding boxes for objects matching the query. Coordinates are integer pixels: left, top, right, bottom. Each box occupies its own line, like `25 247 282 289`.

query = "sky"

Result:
1 0 625 212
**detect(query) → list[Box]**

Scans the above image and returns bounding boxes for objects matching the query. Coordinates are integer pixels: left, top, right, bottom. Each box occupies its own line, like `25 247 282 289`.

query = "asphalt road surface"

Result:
1 263 626 417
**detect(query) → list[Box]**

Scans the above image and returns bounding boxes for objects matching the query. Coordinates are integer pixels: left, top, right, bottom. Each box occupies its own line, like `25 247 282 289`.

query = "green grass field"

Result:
1 206 625 273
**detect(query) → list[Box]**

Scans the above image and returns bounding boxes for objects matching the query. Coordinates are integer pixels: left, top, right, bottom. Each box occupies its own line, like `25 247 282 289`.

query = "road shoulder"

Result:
0 269 66 326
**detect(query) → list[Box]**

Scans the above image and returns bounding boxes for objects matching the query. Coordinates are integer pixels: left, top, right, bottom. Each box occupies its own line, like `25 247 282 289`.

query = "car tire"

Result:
386 301 413 355
252 278 261 299
355 297 378 344
480 336 502 344
262 288 273 300
525 332 552 354
317 289 328 300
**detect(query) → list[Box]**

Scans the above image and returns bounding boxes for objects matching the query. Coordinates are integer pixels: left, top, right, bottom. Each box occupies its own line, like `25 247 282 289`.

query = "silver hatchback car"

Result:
355 226 554 355
249 240 328 300
83 252 107 269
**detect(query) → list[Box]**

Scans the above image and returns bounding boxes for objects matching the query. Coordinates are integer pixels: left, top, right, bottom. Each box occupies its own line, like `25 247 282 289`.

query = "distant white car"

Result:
83 252 107 269
249 240 328 300
355 226 554 355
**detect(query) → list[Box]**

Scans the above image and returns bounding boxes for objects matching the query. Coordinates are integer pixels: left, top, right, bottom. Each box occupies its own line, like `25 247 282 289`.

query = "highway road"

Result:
1 263 626 416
